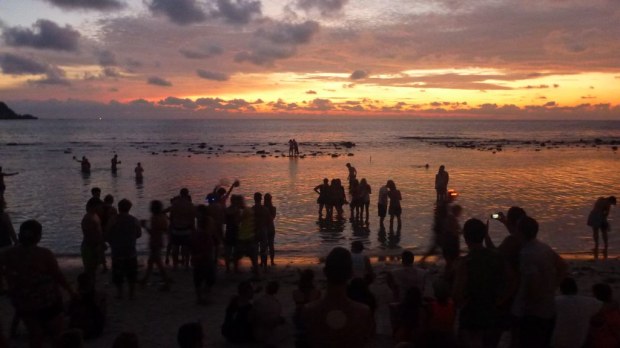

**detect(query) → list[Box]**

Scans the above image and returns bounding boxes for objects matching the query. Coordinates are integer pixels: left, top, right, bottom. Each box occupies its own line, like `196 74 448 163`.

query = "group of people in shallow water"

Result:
0 157 618 348
314 163 403 231
73 155 144 180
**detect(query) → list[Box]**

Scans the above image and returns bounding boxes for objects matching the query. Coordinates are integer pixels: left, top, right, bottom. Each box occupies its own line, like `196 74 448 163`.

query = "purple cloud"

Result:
3 19 80 51
196 69 229 81
147 0 206 25
147 76 172 86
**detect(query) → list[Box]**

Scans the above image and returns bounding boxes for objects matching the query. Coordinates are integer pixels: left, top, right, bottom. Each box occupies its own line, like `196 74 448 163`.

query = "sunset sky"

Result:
1 0 619 118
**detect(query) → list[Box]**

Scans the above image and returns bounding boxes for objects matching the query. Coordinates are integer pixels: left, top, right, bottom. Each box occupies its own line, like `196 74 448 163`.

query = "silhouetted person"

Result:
236 195 259 276
90 187 101 200
293 139 300 156
288 139 294 156
589 283 620 348
222 280 255 344
386 250 427 302
452 218 504 348
140 200 171 289
435 165 449 202
350 240 373 283
302 247 374 347
264 193 277 266
253 192 271 271
106 199 142 300
253 280 286 346
177 322 203 348
551 277 602 348
0 167 18 199
314 178 331 218
110 154 120 173
74 156 91 174
587 196 616 260
512 216 567 348
224 195 243 272
0 199 17 251
345 163 357 187
387 180 402 231
0 220 75 348
359 178 371 223
168 188 196 268
81 198 104 278
134 162 144 181
377 182 389 227
191 204 217 305
68 273 106 339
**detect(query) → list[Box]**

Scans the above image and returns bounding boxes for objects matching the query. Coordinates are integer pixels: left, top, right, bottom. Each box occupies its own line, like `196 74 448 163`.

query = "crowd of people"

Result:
0 160 618 348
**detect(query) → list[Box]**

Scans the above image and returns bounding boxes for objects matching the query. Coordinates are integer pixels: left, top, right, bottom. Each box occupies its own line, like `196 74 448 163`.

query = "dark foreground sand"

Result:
2 255 620 347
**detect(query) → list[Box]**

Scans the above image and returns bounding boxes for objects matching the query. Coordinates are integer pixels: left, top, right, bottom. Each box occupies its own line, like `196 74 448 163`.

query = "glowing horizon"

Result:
1 0 619 118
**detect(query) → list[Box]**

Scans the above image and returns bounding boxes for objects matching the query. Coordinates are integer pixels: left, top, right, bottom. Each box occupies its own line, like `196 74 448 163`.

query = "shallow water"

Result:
1 118 619 257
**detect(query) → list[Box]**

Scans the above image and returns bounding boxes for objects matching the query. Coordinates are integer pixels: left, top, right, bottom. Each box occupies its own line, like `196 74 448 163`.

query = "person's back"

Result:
170 196 195 229
302 247 373 348
222 281 255 343
390 266 426 302
551 278 601 348
107 213 141 259
0 208 16 248
69 273 106 339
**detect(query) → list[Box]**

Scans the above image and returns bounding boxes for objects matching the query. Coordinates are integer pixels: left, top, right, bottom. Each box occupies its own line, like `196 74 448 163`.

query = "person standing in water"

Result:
435 165 449 203
134 163 144 181
111 155 121 173
0 167 18 199
346 163 357 188
264 193 277 266
74 156 91 174
387 180 402 231
587 196 617 260
314 178 331 218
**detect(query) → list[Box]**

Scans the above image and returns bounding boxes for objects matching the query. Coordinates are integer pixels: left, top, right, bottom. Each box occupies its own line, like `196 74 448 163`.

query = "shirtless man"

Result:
0 167 18 199
168 189 196 268
587 196 617 260
302 247 374 348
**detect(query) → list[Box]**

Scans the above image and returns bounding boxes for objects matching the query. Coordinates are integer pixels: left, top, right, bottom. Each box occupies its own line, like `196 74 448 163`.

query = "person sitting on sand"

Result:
551 277 602 348
68 273 106 339
302 247 374 348
350 241 373 283
139 200 172 290
386 250 427 302
222 280 255 344
0 167 18 200
0 220 76 348
587 196 616 260
589 283 620 348
106 199 142 300
177 322 204 348
253 281 287 346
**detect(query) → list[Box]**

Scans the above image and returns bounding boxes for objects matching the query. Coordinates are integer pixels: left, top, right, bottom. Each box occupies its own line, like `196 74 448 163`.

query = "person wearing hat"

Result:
350 241 373 283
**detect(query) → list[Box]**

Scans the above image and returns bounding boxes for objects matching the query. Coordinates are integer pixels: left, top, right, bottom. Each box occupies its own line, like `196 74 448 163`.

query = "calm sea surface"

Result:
1 118 619 258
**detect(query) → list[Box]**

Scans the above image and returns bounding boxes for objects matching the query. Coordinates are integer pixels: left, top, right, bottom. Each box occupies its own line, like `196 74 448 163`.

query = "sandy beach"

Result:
2 253 619 348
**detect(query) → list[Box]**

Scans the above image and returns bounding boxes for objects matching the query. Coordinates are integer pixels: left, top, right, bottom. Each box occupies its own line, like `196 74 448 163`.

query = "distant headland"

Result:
0 102 37 120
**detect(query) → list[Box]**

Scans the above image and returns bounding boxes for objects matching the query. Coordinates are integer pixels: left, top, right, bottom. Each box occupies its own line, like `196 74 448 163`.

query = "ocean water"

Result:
1 118 619 258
